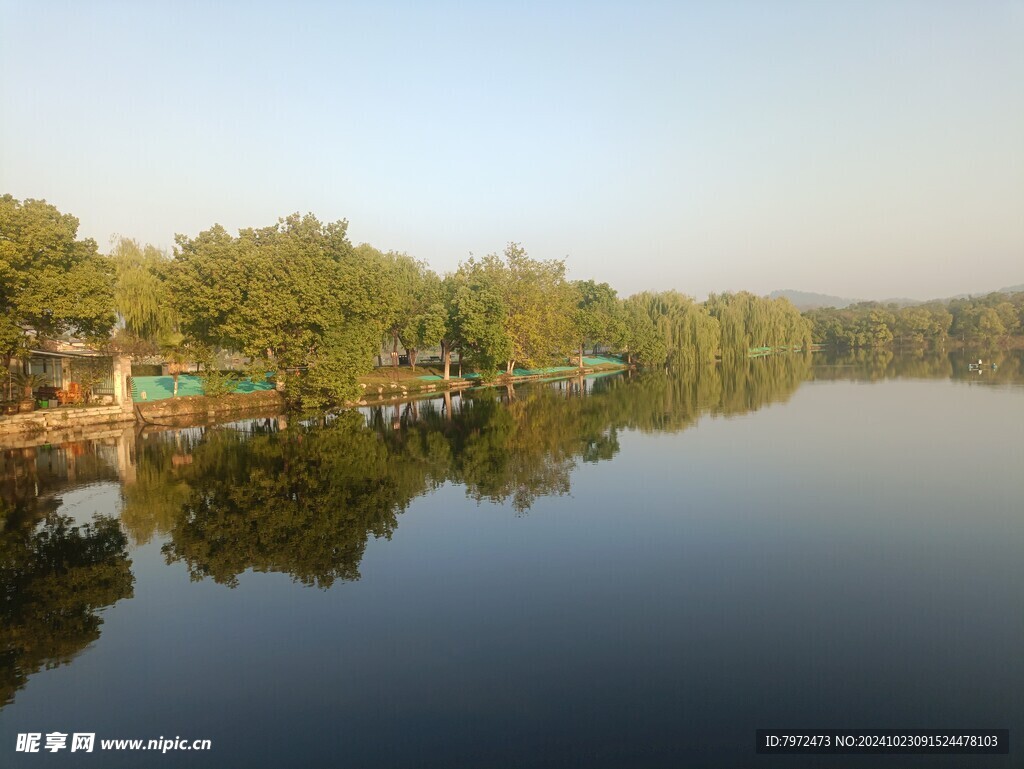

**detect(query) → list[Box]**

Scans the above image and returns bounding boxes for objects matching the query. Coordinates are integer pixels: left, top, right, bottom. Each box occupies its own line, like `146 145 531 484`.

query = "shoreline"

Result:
0 363 630 447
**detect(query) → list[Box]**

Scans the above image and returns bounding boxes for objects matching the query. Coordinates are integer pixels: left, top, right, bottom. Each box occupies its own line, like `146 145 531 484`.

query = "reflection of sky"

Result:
48 483 123 528
1 375 1023 768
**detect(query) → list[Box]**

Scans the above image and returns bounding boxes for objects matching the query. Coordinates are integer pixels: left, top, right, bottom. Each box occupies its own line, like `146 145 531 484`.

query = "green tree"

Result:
397 265 442 370
635 291 720 366
375 251 428 368
450 255 513 379
302 319 382 408
495 243 574 374
571 280 621 369
976 307 1006 340
0 195 116 368
618 297 667 365
173 214 396 405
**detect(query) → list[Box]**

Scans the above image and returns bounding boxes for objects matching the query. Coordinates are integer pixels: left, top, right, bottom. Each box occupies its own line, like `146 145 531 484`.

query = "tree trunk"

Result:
407 348 418 371
391 334 400 367
458 354 462 378
579 343 585 369
441 341 450 380
506 360 515 375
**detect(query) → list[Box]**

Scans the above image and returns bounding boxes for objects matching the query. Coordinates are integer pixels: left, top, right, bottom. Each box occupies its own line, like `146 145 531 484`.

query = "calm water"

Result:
2 350 1023 768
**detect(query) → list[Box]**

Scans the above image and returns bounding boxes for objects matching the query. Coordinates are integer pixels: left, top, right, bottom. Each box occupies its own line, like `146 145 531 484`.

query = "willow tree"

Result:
619 297 667 365
705 292 750 362
706 291 811 360
633 291 720 366
109 238 177 354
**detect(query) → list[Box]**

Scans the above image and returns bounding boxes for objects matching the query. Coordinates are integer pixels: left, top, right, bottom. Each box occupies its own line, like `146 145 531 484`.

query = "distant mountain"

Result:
999 284 1024 293
768 290 857 310
876 297 921 308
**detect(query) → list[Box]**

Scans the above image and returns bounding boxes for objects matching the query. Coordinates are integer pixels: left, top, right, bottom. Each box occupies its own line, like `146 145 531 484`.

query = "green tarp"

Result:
131 374 275 402
417 357 624 382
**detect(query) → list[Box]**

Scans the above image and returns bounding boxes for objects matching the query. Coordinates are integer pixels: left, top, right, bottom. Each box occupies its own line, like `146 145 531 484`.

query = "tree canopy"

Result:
0 195 116 364
7 193 1011 410
806 293 1022 349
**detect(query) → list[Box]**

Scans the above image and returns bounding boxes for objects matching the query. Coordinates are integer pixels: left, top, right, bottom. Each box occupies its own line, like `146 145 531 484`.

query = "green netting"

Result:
511 365 578 377
420 359 622 382
131 374 275 402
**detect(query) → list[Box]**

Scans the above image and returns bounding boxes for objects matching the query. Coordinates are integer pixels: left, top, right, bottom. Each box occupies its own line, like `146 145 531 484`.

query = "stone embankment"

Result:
0 405 134 446
1 363 627 444
134 390 286 425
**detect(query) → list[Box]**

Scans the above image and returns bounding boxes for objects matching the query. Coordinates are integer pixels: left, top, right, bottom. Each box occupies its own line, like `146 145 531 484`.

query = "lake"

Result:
2 350 1022 768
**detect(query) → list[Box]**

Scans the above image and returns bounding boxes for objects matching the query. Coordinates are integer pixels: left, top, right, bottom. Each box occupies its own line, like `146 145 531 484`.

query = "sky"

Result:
1 0 1022 300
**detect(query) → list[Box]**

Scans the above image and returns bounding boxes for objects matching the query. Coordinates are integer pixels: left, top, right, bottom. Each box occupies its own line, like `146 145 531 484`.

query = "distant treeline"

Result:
804 293 1024 349
2 195 815 407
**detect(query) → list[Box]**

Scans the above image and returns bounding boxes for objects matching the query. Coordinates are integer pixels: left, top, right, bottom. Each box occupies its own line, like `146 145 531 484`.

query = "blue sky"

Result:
1 0 1021 299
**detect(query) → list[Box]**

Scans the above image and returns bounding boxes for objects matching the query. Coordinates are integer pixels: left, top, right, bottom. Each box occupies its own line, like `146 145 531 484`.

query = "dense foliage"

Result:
805 293 1024 348
0 195 116 367
7 194 1015 408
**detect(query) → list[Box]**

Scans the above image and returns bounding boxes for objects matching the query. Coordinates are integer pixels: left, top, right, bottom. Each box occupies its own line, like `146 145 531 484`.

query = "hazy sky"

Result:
2 1 1021 300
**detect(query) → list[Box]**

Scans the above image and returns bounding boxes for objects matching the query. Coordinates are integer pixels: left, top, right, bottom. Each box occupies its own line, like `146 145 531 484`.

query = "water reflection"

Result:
0 514 133 707
119 353 816 589
1 437 127 529
0 349 1021 714
813 348 1023 384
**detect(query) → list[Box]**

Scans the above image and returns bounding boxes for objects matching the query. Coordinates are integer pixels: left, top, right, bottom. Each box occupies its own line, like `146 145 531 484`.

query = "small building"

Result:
4 340 130 409
16 350 115 400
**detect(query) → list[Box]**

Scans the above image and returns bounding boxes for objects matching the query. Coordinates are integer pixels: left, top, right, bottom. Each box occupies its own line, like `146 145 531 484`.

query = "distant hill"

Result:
875 297 921 308
999 284 1024 293
768 290 857 310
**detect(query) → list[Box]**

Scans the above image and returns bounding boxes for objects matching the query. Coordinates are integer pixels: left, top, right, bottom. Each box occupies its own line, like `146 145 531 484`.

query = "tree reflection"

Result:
812 348 1022 384
3 349 1017 707
158 412 417 588
121 356 818 588
0 514 134 706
